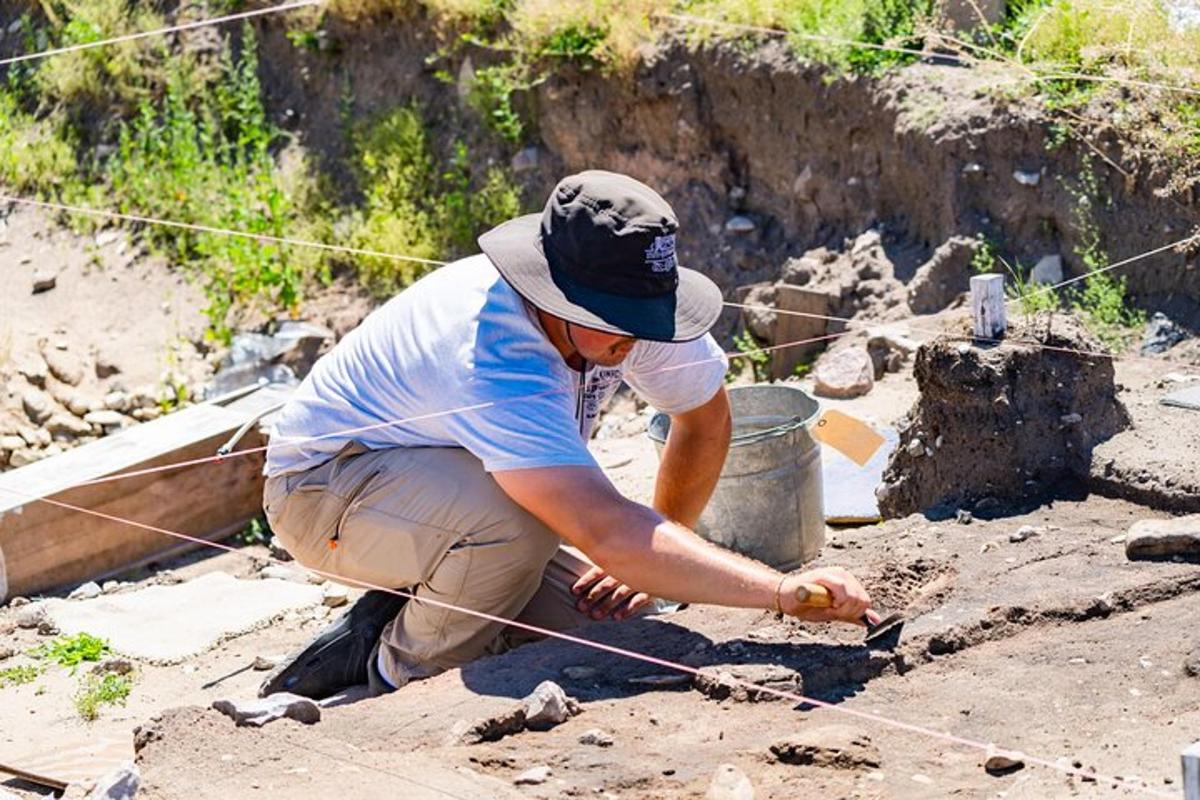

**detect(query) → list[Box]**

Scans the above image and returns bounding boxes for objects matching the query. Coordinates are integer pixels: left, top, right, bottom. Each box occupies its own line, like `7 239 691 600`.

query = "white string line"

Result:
0 194 446 268
662 11 1200 98
0 483 1175 800
0 0 323 68
1019 232 1200 298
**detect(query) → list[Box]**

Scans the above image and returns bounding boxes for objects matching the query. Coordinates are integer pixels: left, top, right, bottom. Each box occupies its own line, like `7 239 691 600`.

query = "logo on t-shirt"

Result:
644 234 677 273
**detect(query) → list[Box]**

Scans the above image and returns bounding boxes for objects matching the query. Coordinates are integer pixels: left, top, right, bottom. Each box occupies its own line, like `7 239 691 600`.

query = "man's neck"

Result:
535 308 587 372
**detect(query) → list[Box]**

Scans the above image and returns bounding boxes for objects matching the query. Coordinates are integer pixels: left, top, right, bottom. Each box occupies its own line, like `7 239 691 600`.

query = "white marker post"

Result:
970 273 1007 341
1184 741 1200 800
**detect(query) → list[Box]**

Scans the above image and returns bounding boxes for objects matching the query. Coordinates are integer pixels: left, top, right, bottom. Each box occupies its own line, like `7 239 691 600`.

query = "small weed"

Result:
1070 271 1144 349
970 235 999 274
0 665 43 688
74 672 133 721
236 515 272 547
732 330 771 383
465 64 532 143
32 632 111 671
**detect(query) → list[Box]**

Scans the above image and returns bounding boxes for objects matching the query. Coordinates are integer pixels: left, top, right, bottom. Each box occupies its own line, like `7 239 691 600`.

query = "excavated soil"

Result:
877 312 1130 518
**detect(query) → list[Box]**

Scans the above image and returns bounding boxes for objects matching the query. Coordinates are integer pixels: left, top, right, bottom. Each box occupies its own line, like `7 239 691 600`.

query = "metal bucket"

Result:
647 383 824 571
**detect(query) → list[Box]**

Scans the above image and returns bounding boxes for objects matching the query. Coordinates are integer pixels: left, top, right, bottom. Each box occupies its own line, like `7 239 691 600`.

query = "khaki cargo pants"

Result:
263 444 600 686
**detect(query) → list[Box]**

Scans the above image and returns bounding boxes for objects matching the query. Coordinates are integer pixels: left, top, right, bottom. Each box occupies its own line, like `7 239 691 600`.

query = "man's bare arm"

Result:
492 464 875 623
653 385 732 528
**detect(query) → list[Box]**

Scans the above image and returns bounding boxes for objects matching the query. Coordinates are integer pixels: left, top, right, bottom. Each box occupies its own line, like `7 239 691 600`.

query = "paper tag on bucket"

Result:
812 410 885 467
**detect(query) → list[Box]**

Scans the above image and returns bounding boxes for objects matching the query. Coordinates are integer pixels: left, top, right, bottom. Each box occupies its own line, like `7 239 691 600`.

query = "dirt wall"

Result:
252 11 1200 337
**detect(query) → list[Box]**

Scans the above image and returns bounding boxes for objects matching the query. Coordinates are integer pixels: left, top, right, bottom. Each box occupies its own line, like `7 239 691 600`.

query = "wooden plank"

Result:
770 284 834 380
0 386 290 601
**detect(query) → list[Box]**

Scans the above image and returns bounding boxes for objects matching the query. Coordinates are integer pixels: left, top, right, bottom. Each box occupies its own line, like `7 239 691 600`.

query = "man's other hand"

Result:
571 565 653 621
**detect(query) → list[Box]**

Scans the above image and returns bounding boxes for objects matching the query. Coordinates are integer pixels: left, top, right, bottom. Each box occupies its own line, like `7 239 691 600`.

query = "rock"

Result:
131 407 161 421
104 391 132 412
101 581 125 594
513 766 552 786
578 728 614 747
252 654 282 671
9 597 30 607
447 706 527 746
906 439 924 458
9 448 41 468
1184 647 1200 677
706 764 754 800
16 603 49 629
739 283 777 344
1140 312 1188 356
724 215 756 235
260 565 312 584
69 581 103 600
92 658 135 676
0 645 13 661
1060 413 1083 425
510 146 539 174
1013 169 1041 186
0 435 25 452
321 582 350 608
1009 525 1040 543
87 761 139 800
1125 516 1200 559
44 349 84 386
561 665 596 681
38 619 60 636
16 354 49 387
66 394 92 417
983 747 1025 776
521 680 581 731
84 410 126 428
1030 254 1064 285
907 236 980 314
769 726 881 769
956 509 974 525
268 536 294 562
32 269 57 293
21 388 53 424
47 413 93 438
212 693 321 727
812 347 874 399
94 349 122 379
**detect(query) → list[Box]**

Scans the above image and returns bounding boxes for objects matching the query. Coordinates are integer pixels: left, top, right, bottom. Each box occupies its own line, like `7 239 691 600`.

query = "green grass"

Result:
74 672 133 721
0 665 43 688
32 632 111 671
730 330 772 383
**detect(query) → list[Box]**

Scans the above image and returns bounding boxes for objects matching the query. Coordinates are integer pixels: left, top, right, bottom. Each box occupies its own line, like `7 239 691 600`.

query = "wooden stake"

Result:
970 273 1007 340
1184 741 1200 800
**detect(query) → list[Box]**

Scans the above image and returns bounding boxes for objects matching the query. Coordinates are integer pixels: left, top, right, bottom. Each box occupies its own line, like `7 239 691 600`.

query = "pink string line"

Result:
0 0 322 67
0 483 1176 799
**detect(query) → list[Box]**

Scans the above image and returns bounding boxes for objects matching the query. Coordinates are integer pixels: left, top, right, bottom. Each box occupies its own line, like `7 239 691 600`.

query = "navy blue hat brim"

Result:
478 214 723 343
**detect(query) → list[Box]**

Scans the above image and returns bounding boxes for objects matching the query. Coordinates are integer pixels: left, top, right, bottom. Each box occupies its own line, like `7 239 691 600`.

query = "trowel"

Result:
794 583 906 650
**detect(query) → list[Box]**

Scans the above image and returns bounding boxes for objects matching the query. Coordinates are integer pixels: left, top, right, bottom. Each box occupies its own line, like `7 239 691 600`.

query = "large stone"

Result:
0 435 26 452
47 413 93 438
1139 312 1188 356
512 766 552 786
706 764 755 800
813 347 875 399
770 726 881 769
21 388 54 424
1125 516 1200 559
739 283 777 344
521 680 581 731
84 410 126 428
212 693 321 727
907 236 980 314
16 603 49 629
86 761 139 800
1030 254 1064 285
69 581 103 600
44 349 84 386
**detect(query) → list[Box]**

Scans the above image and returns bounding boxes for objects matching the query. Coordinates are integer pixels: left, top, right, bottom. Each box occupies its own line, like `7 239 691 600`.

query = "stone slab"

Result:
44 572 321 662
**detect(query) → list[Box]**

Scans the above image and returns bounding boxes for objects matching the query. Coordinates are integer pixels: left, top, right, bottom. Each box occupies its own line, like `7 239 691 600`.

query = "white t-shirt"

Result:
265 254 728 477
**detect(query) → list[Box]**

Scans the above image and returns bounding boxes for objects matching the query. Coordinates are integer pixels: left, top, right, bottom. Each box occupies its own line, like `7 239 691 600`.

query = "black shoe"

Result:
258 589 408 700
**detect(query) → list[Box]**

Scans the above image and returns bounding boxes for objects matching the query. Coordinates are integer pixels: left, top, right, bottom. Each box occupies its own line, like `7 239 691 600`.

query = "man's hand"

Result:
571 565 653 621
778 566 881 626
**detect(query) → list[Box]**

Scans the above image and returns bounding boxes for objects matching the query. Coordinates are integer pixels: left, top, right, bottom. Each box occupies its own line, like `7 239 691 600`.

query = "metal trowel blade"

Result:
864 612 905 650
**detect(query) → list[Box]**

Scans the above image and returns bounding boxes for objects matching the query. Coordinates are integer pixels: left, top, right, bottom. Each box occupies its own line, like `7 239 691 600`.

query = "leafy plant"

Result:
236 515 273 547
732 330 771 383
32 632 111 672
970 235 999 274
74 672 133 721
465 64 531 143
0 665 43 688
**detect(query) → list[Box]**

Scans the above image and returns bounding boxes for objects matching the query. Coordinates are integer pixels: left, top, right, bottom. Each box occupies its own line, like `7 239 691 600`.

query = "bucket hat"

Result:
478 170 723 342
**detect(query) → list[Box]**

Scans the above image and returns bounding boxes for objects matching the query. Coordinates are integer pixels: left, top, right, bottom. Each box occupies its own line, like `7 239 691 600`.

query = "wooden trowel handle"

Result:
794 583 835 608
